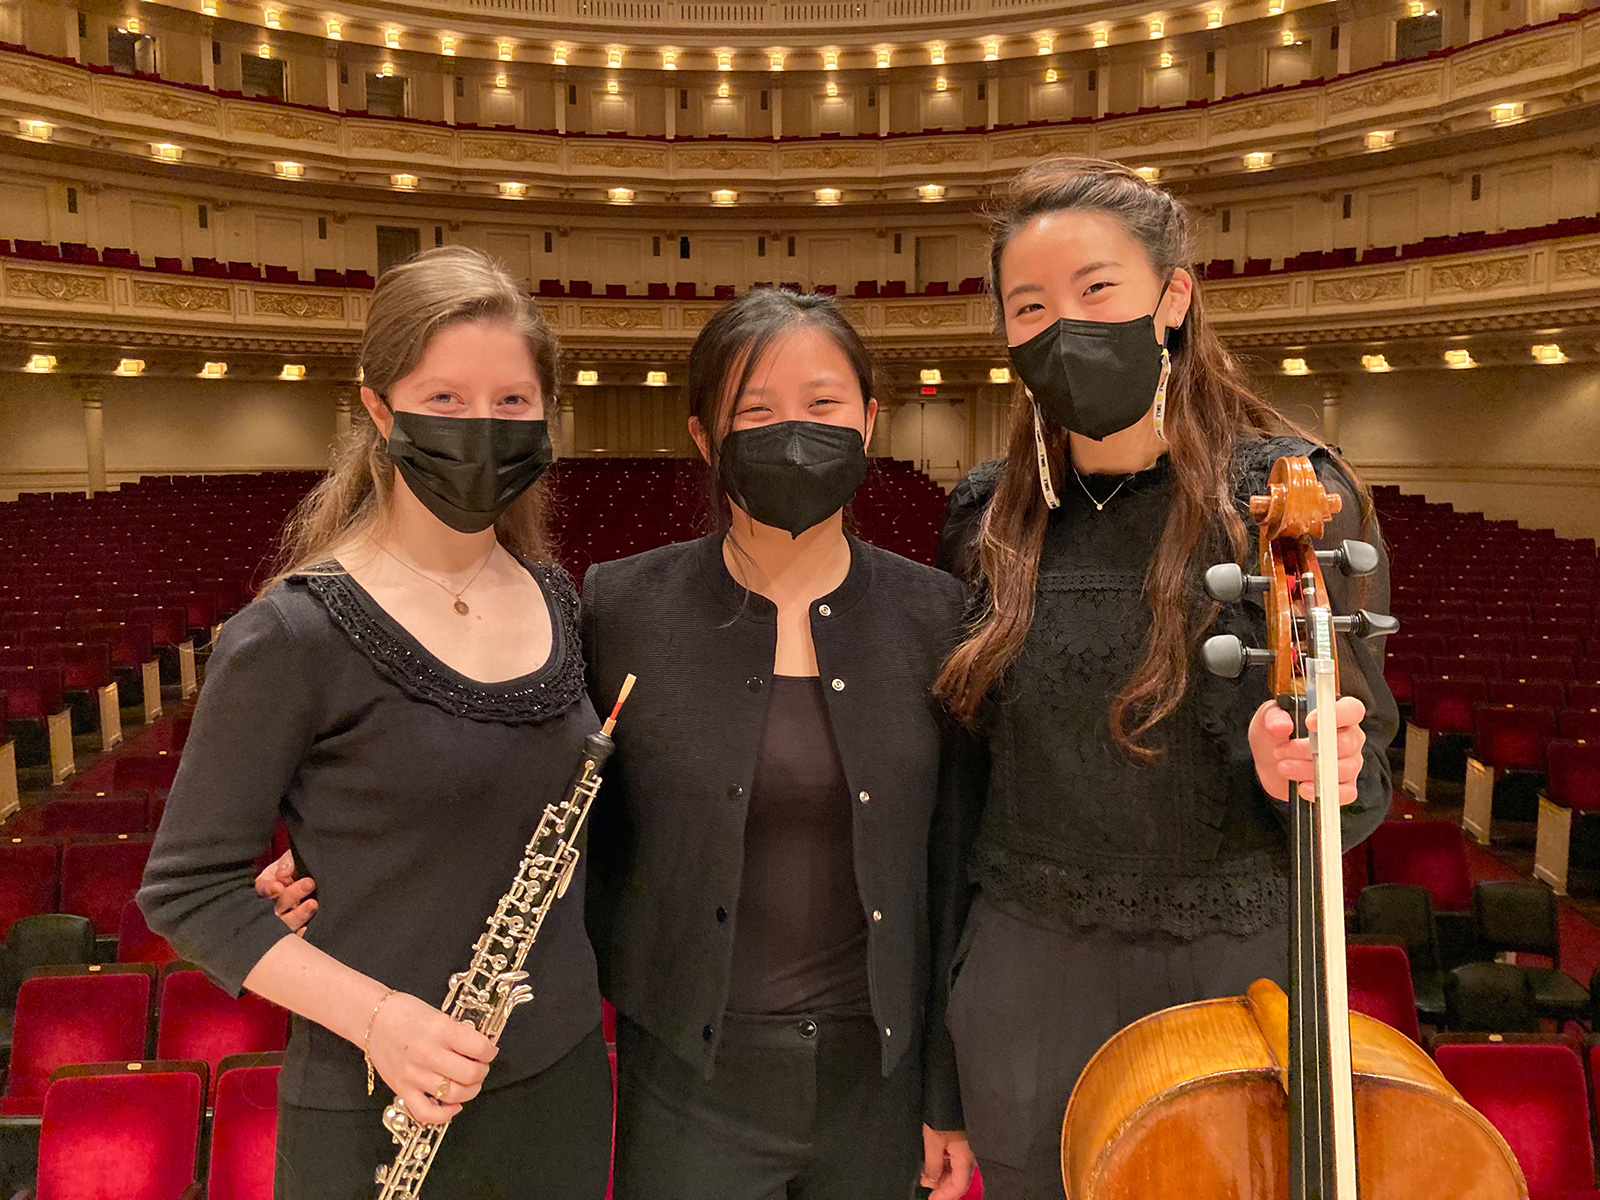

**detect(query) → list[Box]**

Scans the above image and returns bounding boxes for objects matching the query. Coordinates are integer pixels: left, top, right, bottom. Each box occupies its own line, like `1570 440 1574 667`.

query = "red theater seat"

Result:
155 968 289 1102
0 837 59 939
113 752 181 792
60 834 155 934
207 1059 281 1200
116 900 180 967
1368 821 1473 912
1434 1043 1597 1197
1345 943 1421 1043
31 1064 204 1200
1 967 154 1115
1411 676 1489 737
39 794 147 837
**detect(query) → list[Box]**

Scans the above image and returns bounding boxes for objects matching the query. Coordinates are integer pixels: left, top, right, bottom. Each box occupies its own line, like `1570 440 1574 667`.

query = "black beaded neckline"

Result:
300 558 587 725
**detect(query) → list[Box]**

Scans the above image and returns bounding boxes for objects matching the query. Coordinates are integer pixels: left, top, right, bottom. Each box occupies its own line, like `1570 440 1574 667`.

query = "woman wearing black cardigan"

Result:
582 288 984 1200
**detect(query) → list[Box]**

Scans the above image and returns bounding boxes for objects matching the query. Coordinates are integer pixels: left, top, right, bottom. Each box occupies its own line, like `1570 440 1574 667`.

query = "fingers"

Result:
274 876 316 915
395 1087 462 1127
444 1020 500 1065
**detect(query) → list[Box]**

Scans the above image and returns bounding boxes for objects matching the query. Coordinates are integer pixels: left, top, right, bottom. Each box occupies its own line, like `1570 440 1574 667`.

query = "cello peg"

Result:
1203 563 1270 604
1331 610 1400 640
1202 635 1274 679
1315 539 1380 578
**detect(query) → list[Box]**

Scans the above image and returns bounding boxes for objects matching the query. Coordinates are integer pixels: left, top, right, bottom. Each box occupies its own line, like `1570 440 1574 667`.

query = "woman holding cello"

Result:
934 156 1397 1200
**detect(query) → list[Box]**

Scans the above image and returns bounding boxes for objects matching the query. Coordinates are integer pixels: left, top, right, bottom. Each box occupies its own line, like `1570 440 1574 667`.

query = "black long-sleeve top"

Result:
581 533 987 1130
939 435 1396 941
137 563 604 1109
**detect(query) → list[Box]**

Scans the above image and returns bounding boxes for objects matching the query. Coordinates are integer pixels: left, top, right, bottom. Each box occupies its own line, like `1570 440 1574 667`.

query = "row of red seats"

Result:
0 239 374 288
0 836 155 943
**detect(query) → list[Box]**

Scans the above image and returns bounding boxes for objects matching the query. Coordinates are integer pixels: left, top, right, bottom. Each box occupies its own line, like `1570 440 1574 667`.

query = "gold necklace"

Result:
1072 463 1136 512
379 543 496 615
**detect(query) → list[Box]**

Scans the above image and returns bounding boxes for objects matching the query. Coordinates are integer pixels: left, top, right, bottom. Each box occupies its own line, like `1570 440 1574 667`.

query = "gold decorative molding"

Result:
991 128 1092 159
230 108 339 144
100 84 216 127
1207 282 1293 312
4 269 108 304
461 136 560 163
680 305 721 329
1210 99 1318 135
349 124 452 156
884 140 982 166
882 302 971 329
1451 35 1572 86
254 291 345 320
1311 273 1407 305
1099 118 1202 150
1326 71 1440 115
676 146 772 171
569 143 669 170
780 145 876 170
578 305 666 330
130 279 233 313
1429 255 1529 293
0 59 91 104
1555 246 1600 280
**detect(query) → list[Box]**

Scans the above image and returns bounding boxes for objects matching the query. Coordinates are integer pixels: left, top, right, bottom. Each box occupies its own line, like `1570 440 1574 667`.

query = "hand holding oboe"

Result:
366 990 499 1125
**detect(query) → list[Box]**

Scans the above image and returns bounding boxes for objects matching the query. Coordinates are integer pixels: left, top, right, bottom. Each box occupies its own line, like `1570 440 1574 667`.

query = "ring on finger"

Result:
434 1078 452 1102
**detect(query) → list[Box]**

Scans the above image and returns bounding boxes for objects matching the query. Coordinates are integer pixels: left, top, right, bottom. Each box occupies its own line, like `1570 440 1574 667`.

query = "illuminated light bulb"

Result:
935 75 947 91
24 354 57 373
125 17 141 33
440 35 456 55
275 160 304 178
114 358 145 376
264 8 280 27
391 172 418 189
1268 0 1284 13
554 46 568 65
918 183 946 201
824 50 838 69
1208 8 1223 27
326 19 342 39
201 0 218 14
877 48 892 68
1443 348 1476 368
984 41 999 60
499 181 527 199
1149 18 1164 37
815 187 842 204
608 47 623 68
645 371 668 386
258 42 271 57
920 368 942 385
1093 28 1109 47
712 188 737 206
825 80 837 97
1037 34 1054 53
1366 129 1394 149
1281 29 1296 45
608 187 634 203
499 40 513 60
280 364 307 381
1360 354 1391 372
1243 149 1273 170
1281 357 1309 375
662 50 677 69
989 367 1012 384
930 43 944 64
380 61 394 76
576 369 599 386
1159 49 1173 67
607 78 619 94
495 73 508 87
770 51 785 70
384 28 400 48
151 142 183 161
716 80 729 97
1490 101 1523 123
18 119 53 141
199 361 227 378
1135 166 1160 181
1044 68 1058 83
1532 343 1567 364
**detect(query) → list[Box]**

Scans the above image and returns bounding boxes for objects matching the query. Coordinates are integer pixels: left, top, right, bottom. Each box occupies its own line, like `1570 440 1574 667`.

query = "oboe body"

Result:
375 675 635 1200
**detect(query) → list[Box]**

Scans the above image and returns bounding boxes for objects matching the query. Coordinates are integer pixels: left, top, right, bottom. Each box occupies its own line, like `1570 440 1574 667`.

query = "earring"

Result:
1151 347 1172 443
1031 399 1061 510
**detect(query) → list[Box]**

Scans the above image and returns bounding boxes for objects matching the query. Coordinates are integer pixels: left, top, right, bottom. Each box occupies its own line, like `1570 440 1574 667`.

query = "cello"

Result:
1058 455 1527 1200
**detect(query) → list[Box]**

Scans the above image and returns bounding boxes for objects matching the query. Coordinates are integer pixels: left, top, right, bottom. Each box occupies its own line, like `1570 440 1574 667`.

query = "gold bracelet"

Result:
364 987 399 1096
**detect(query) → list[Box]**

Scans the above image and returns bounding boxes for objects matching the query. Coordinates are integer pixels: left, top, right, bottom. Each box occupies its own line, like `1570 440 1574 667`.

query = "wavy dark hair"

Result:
934 156 1371 757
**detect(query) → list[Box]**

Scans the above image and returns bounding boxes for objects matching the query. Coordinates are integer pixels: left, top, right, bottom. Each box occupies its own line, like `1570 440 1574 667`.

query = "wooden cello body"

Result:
1059 456 1527 1200
1060 979 1527 1199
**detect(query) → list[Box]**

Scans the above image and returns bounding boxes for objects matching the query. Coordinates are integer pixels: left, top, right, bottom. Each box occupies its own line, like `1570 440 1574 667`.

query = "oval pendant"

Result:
453 599 470 616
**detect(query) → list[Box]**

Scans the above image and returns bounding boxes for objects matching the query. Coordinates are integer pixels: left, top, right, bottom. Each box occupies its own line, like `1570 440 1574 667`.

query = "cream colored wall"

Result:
1262 365 1600 539
0 374 339 498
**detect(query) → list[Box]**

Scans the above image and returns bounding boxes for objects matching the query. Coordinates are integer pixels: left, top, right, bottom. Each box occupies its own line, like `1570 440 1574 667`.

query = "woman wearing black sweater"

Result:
582 288 983 1200
932 159 1397 1200
137 247 613 1200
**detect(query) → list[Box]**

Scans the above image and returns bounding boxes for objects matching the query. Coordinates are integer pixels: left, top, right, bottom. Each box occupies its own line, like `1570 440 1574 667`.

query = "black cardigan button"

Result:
703 1025 715 1042
727 784 744 799
716 906 728 923
747 677 763 692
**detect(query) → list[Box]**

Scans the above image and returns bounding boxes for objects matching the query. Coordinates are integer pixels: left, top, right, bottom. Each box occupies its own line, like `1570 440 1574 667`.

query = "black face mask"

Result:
719 421 868 539
1008 284 1173 442
385 410 553 534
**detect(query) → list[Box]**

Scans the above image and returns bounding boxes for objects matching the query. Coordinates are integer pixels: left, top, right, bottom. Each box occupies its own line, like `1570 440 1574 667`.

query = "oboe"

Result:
374 674 636 1200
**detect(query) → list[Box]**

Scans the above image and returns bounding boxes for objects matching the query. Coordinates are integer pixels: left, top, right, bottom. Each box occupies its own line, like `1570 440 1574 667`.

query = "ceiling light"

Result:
495 72 508 87
151 142 183 161
380 61 394 76
1360 354 1391 372
114 358 145 376
662 50 677 69
384 28 400 48
1094 28 1109 47
498 40 513 60
1268 0 1284 12
877 48 892 68
554 46 568 65
1443 348 1476 368
1532 343 1567 364
199 361 227 378
18 119 53 141
1281 358 1308 375
280 364 306 380
576 369 599 386
1044 68 1058 83
1149 18 1164 37
264 8 280 27
500 181 527 199
935 75 948 90
326 19 342 39
644 371 668 386
201 1 217 14
608 48 623 68
1366 129 1394 149
989 367 1012 384
715 80 730 96
920 368 942 385
984 41 1000 60
258 43 271 57
391 172 418 189
712 188 737 206
1243 150 1273 170
275 160 304 178
1490 101 1523 123
608 187 634 204
1135 166 1160 181
815 187 842 205
1408 0 1425 13
824 50 838 69
1208 8 1223 27
607 78 619 94
440 35 457 55
1159 49 1174 67
1037 35 1054 53
930 43 944 64
24 354 57 373
825 81 838 96
1281 29 1297 44
770 51 785 70
125 17 141 33
918 183 946 201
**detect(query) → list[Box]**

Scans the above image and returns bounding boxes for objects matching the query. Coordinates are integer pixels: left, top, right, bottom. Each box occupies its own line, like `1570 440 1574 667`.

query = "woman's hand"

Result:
921 1126 977 1200
255 850 318 933
1250 696 1367 805
367 991 499 1125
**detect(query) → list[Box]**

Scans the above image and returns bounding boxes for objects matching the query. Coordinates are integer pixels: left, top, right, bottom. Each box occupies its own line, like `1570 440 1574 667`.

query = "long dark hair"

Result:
687 288 876 532
934 156 1371 757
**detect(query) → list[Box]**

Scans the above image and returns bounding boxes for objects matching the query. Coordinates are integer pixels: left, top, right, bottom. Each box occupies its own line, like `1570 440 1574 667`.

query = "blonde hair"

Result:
263 246 561 592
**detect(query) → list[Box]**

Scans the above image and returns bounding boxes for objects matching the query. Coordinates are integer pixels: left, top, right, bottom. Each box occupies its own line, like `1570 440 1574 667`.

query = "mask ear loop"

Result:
1151 342 1172 444
1029 391 1061 510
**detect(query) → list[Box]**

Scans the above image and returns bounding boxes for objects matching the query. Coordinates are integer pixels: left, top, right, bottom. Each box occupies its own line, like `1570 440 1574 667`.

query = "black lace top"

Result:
940 436 1397 941
139 558 604 1109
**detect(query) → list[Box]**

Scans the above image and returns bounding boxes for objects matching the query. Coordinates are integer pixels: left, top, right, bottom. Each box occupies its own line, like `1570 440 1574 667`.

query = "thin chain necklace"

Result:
378 542 496 615
1072 463 1137 512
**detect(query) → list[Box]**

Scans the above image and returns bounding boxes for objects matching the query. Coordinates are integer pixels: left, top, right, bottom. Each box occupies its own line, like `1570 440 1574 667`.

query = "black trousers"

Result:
946 896 1289 1200
612 1012 924 1200
274 1027 613 1200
